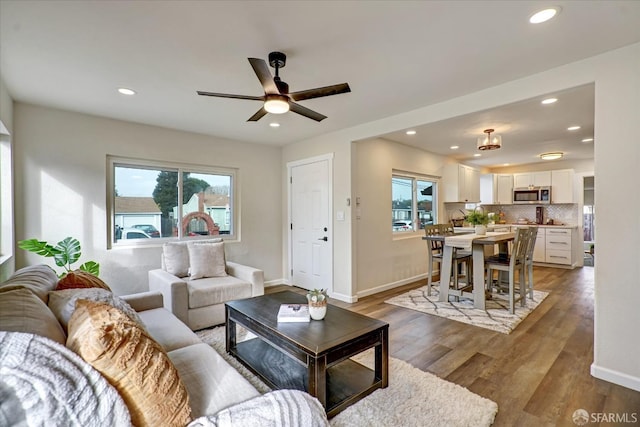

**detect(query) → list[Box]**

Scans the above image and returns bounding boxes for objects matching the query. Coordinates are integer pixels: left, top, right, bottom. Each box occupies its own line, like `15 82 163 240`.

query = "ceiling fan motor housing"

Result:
268 51 287 69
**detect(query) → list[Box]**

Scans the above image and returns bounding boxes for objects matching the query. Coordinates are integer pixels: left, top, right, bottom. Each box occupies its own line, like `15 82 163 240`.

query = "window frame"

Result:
107 156 238 248
391 171 439 235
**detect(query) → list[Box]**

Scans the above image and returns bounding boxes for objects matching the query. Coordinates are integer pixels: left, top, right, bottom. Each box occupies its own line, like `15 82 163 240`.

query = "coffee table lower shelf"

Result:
232 337 379 416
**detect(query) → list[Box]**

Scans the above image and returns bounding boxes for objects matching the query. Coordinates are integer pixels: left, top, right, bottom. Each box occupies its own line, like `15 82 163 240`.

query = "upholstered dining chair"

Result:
485 227 531 314
424 224 472 296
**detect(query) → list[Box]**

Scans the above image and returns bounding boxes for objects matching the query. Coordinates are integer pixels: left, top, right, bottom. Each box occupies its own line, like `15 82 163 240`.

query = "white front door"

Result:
289 156 332 292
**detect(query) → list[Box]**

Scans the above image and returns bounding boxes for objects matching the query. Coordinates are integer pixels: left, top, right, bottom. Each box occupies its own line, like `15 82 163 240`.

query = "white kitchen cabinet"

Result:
533 230 545 262
551 169 575 203
513 171 551 188
544 228 573 265
480 173 513 205
443 164 480 203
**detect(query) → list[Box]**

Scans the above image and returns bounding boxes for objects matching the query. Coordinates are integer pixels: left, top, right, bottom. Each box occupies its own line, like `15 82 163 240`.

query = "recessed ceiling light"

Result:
581 137 594 142
117 88 136 95
450 145 459 150
473 153 481 157
269 122 280 128
541 98 557 105
503 163 510 166
529 7 560 24
406 130 417 135
540 152 563 160
567 126 581 131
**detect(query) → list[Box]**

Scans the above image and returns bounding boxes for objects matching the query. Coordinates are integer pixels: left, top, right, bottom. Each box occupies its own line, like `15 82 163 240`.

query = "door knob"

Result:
318 236 328 242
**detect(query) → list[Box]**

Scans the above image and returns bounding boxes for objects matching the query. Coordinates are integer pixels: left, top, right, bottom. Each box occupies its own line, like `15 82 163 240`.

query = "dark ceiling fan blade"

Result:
289 102 327 122
247 107 268 122
248 58 279 94
197 91 264 101
289 83 351 102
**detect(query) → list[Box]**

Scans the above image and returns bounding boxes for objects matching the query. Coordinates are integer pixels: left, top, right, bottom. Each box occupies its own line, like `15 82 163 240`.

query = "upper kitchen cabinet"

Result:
480 173 513 205
513 171 551 188
443 164 480 203
551 169 575 203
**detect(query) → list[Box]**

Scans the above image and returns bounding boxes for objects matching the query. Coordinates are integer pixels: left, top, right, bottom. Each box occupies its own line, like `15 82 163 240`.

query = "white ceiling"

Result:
1 1 640 167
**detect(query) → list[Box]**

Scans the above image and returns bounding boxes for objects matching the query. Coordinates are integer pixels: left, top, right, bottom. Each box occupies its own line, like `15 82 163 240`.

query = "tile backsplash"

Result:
446 202 578 226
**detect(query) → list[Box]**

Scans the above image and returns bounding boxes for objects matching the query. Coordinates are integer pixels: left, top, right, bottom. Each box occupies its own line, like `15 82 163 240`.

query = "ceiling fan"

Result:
197 51 351 122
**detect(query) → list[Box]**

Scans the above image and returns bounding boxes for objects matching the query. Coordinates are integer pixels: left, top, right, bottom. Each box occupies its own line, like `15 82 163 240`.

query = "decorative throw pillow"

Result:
187 241 227 279
0 288 67 345
48 288 145 333
56 270 112 291
66 299 191 427
0 264 59 303
162 243 190 277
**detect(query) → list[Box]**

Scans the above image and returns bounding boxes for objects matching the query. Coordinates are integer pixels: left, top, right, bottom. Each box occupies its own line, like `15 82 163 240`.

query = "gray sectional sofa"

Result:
0 264 328 426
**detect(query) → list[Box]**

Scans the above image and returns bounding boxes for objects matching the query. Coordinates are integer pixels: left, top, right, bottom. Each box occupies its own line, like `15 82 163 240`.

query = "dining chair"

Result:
485 227 530 313
524 226 538 299
424 224 472 296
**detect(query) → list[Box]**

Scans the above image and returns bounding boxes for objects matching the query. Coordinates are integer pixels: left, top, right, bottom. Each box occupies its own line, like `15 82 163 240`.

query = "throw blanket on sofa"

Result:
188 389 329 427
0 331 131 427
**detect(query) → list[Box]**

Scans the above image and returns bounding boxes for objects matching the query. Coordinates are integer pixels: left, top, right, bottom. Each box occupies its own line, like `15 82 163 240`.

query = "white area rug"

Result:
197 327 498 427
385 286 549 334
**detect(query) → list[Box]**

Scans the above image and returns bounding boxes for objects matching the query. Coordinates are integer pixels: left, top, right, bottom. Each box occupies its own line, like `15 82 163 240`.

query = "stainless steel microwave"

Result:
513 186 551 204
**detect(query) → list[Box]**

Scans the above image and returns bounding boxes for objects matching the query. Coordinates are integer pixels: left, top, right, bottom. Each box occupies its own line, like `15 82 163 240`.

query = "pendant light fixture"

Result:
477 128 502 151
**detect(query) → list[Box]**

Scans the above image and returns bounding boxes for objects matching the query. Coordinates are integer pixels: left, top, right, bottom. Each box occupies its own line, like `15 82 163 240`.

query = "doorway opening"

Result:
583 176 595 267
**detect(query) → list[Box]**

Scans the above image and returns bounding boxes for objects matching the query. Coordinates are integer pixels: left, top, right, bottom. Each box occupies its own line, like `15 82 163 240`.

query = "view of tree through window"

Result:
112 161 234 243
392 174 437 232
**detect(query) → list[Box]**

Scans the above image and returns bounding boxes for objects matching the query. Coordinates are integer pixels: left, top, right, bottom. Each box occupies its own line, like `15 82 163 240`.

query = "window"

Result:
392 173 437 233
0 122 13 264
108 157 237 246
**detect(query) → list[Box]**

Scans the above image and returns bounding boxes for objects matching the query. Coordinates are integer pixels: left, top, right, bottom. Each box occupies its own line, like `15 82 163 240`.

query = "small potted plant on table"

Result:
306 288 328 320
465 209 490 235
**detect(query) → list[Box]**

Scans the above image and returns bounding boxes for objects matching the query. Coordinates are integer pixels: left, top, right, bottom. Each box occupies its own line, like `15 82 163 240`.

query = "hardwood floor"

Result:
267 266 640 426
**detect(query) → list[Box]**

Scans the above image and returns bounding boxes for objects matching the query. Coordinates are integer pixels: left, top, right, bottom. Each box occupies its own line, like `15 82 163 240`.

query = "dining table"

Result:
423 231 516 309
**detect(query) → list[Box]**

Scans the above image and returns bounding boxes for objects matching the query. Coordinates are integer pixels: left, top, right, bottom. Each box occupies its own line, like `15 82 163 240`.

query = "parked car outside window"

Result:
132 224 160 237
119 228 152 240
393 220 412 231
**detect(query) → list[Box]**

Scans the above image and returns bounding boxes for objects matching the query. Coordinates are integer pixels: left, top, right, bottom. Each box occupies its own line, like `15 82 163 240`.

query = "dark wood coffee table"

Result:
225 290 388 418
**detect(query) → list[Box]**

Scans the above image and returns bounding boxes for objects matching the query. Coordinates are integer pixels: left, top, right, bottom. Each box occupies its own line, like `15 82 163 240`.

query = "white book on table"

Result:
277 304 310 322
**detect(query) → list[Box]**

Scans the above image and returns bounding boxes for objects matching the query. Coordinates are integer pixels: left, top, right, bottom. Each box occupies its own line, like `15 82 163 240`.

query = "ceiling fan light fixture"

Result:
540 152 563 160
264 95 290 114
477 128 502 151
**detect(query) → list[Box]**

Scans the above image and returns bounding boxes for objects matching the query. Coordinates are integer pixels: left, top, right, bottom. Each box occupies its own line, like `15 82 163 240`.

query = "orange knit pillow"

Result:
56 270 111 292
66 299 191 426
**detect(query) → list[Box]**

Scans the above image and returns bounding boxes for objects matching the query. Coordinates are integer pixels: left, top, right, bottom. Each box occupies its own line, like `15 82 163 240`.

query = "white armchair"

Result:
148 240 264 330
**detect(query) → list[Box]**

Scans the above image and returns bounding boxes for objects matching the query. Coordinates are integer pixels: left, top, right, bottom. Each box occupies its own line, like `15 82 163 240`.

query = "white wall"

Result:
354 138 448 296
284 42 640 391
13 103 283 294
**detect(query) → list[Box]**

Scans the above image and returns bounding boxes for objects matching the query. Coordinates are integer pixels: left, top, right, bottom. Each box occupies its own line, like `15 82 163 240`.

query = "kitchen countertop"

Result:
454 224 577 232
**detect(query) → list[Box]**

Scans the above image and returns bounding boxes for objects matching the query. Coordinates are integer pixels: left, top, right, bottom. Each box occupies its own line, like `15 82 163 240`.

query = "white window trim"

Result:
107 156 238 249
392 170 439 236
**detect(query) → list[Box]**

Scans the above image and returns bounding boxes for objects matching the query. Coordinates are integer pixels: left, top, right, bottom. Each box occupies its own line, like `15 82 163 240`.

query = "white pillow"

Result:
162 243 190 277
187 241 227 279
48 288 145 332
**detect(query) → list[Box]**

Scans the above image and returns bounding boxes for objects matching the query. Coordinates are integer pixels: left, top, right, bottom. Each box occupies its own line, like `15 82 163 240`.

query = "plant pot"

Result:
475 225 487 235
307 299 327 320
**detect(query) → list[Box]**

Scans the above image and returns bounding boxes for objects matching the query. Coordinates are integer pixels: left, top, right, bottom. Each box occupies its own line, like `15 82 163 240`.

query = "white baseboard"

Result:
330 292 358 303
357 273 428 298
591 363 640 392
264 279 288 287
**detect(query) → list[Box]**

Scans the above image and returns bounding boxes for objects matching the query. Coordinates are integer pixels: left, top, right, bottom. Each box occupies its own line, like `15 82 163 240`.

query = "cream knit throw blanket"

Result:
0 331 131 427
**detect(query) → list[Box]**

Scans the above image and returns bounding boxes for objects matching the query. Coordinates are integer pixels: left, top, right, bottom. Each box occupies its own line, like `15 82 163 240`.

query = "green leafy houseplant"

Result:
18 237 100 277
465 210 490 226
